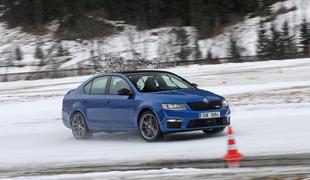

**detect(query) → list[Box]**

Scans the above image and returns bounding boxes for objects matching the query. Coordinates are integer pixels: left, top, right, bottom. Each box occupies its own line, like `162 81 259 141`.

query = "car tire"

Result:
138 111 163 142
202 127 225 136
71 112 92 139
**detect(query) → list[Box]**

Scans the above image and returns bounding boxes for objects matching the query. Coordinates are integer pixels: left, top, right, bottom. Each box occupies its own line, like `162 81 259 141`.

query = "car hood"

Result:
142 88 223 103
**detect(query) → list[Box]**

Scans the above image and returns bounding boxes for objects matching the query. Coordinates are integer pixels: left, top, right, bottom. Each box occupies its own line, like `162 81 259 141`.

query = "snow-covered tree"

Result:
35 44 44 60
280 21 297 57
206 48 213 60
228 34 240 61
192 37 202 60
88 40 101 72
157 33 168 62
175 28 190 61
300 19 310 56
57 41 69 57
15 46 23 61
256 19 270 57
270 23 282 59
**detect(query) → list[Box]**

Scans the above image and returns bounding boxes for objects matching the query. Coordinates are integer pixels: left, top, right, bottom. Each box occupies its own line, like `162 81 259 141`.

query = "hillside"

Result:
0 0 309 76
201 0 310 58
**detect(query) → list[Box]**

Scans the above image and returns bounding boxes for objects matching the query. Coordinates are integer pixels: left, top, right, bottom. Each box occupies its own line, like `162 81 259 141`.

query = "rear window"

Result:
91 76 109 95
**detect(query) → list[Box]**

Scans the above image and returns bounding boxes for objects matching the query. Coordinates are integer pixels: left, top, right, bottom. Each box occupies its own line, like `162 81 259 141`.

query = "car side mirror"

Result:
117 88 134 96
191 83 198 88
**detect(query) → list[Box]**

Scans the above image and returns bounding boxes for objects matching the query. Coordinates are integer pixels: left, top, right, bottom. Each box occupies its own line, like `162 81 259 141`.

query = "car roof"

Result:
111 70 175 75
89 70 178 81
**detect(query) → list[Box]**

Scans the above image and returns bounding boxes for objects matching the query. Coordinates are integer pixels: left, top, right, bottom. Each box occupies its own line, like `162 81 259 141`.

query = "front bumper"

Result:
158 107 231 133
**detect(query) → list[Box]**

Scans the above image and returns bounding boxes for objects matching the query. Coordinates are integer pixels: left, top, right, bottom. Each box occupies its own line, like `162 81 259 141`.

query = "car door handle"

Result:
81 99 87 103
106 99 110 103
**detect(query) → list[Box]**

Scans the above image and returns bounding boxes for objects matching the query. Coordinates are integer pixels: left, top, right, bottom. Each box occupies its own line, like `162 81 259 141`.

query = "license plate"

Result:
200 112 220 119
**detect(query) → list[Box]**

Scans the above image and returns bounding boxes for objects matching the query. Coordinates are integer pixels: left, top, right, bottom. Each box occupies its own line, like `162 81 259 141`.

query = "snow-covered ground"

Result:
0 58 310 173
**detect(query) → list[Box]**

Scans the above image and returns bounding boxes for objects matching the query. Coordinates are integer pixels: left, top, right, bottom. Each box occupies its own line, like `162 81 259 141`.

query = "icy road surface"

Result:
0 58 310 170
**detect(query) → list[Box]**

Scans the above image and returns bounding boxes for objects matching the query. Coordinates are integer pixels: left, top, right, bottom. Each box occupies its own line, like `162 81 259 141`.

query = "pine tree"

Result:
57 42 66 57
270 23 282 59
300 19 310 56
90 40 100 72
192 36 201 60
228 34 240 61
257 19 270 58
35 44 44 59
175 28 190 61
15 46 23 61
206 48 213 60
280 21 297 58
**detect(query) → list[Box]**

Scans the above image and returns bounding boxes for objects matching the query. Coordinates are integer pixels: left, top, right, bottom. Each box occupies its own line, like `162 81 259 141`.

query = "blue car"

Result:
62 70 230 142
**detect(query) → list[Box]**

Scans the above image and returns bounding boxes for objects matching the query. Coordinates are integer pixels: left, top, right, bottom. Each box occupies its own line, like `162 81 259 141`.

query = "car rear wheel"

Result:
139 111 163 142
71 112 92 139
202 127 225 135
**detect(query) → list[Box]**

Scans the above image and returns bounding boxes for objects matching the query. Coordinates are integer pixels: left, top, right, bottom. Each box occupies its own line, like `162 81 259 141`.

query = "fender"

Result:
136 104 164 131
69 101 87 127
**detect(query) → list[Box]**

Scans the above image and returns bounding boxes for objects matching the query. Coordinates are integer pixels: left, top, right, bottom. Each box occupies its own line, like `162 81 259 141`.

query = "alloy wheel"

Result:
71 113 90 139
140 113 160 140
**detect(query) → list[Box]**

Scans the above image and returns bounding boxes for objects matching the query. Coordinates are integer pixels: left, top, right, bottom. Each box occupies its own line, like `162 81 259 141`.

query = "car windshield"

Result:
126 72 194 92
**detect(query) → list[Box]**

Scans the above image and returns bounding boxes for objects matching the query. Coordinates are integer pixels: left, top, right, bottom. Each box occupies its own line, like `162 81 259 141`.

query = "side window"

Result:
136 76 148 91
84 81 92 94
90 76 108 95
109 76 131 95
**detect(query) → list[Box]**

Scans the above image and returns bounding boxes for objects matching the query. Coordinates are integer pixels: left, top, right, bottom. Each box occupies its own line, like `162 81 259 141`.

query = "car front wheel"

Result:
71 112 92 139
139 111 163 142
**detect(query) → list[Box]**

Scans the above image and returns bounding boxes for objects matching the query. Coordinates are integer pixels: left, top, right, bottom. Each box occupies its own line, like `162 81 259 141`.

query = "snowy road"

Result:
4 166 310 180
1 58 310 178
2 153 310 179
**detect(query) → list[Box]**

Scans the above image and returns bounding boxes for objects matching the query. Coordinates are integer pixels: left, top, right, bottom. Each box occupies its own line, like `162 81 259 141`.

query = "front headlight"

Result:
222 99 229 107
162 104 187 110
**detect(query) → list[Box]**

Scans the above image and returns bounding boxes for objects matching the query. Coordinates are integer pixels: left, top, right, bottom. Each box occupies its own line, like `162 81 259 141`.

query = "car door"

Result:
105 76 136 130
83 76 110 128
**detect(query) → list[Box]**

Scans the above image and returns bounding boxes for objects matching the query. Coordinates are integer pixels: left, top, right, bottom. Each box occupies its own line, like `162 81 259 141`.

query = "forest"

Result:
0 0 276 38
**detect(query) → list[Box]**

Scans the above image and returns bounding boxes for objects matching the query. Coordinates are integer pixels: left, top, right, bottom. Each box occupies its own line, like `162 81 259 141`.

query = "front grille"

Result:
187 117 226 128
187 100 222 111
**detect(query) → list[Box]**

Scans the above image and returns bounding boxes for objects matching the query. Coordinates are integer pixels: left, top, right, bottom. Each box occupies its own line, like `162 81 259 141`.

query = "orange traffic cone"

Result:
224 126 243 168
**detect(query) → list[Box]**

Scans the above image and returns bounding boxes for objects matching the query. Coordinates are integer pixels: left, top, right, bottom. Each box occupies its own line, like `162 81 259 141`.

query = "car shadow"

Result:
89 131 225 142
162 132 226 142
91 132 143 142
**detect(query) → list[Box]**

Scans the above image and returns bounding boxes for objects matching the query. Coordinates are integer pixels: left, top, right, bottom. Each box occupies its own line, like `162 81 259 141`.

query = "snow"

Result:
203 80 310 95
168 58 310 88
0 58 310 170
